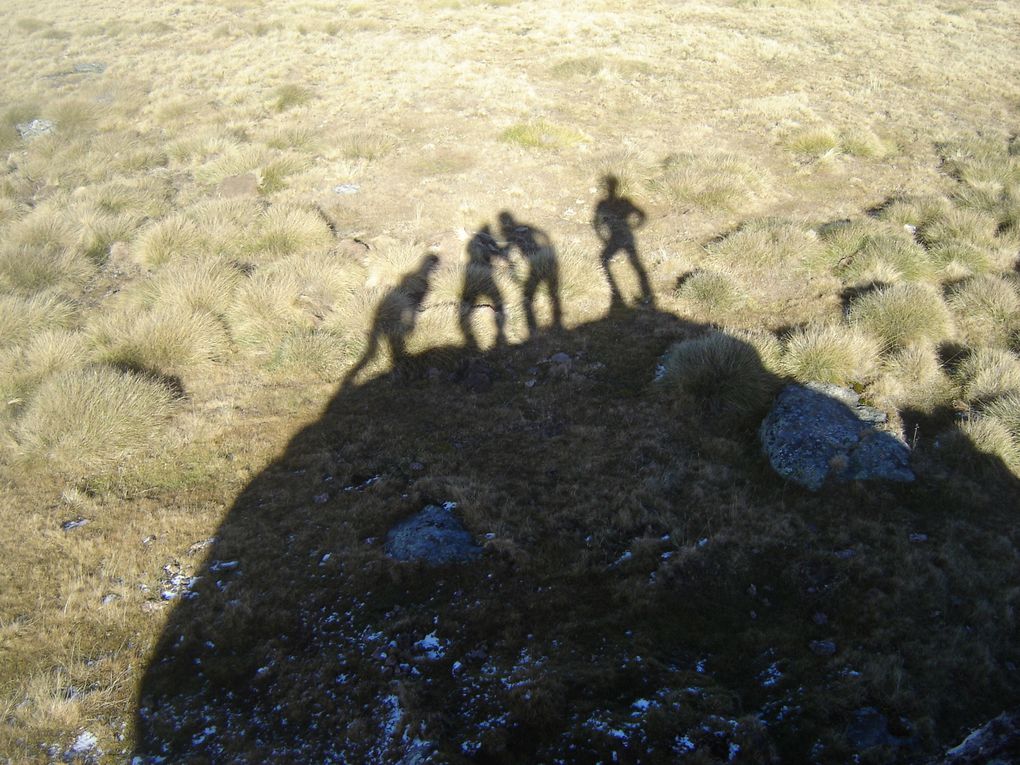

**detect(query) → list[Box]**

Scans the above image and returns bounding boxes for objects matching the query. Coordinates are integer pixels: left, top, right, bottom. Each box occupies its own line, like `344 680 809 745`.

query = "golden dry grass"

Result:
1 0 1020 760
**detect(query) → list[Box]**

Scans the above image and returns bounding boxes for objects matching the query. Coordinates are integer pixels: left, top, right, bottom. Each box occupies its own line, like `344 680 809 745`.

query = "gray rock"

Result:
16 119 55 139
846 707 914 753
809 639 837 656
385 503 482 565
73 62 106 74
760 384 914 491
549 352 571 364
940 709 1020 764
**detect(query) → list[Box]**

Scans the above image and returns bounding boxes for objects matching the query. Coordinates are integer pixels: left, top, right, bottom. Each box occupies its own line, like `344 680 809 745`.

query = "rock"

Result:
61 517 89 531
385 503 482 565
218 172 259 197
16 119 55 139
549 352 571 364
909 532 928 543
809 639 837 656
334 238 371 259
73 62 106 74
939 709 1020 764
759 383 914 491
332 183 360 195
64 730 100 762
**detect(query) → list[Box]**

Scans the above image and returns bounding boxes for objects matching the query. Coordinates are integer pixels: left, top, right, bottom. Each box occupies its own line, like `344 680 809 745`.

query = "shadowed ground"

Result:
135 302 1019 764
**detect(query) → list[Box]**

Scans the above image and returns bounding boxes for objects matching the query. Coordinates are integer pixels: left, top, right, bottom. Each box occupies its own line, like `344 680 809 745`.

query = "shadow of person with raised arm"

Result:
459 224 508 350
342 253 440 388
593 174 653 309
498 211 563 339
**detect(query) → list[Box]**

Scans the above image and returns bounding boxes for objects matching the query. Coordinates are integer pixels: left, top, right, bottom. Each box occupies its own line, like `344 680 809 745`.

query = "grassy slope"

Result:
0 0 1019 762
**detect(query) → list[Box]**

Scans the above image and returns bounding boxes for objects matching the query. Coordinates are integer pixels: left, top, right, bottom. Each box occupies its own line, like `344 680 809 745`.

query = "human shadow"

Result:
342 253 439 387
459 225 508 351
498 211 563 339
593 174 653 309
135 265 1020 763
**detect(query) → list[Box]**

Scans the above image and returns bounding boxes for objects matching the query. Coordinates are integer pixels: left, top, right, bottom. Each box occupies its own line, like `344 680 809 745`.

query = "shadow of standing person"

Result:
460 224 508 350
593 174 653 309
342 253 440 388
498 211 563 339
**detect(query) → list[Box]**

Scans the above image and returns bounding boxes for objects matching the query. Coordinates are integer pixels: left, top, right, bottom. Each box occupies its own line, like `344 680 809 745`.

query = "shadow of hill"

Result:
135 306 1020 765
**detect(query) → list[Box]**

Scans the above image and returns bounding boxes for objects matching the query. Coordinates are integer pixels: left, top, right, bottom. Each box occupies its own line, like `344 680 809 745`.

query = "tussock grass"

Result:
0 204 96 291
780 323 881 385
788 127 893 159
941 417 1020 473
272 84 313 111
12 365 175 475
919 206 1002 252
877 195 952 229
270 329 355 381
0 294 75 349
820 220 931 283
672 269 746 319
927 240 995 280
709 218 823 270
648 153 769 213
659 330 782 420
870 343 955 414
849 283 953 348
194 145 308 192
0 330 90 418
337 132 397 161
981 391 1020 443
229 271 316 351
89 301 231 375
247 204 333 260
788 126 839 157
841 128 895 158
948 274 1020 348
134 214 203 267
144 259 244 319
500 120 587 150
952 347 1020 405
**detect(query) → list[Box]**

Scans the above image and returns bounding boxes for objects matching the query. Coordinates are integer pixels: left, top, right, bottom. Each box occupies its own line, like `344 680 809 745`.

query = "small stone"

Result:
16 119 55 139
313 492 330 504
332 183 360 195
847 707 895 751
410 461 425 471
909 532 928 543
65 730 100 761
835 548 856 559
549 352 571 364
101 593 120 606
334 238 371 258
812 611 828 625
809 639 837 656
61 517 89 531
218 172 259 198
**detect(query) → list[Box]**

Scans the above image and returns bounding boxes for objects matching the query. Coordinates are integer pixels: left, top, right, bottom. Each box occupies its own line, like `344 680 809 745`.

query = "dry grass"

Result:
779 323 882 386
2 0 1020 760
11 365 176 476
848 283 953 349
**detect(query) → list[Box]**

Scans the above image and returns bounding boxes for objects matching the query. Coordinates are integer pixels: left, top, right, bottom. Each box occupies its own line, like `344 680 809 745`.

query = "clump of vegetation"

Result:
877 195 952 230
787 126 839 157
500 120 587 150
648 153 769 212
338 132 397 161
939 417 1020 474
948 274 1020 348
0 293 74 349
780 323 881 386
272 84 313 112
952 347 1020 405
819 220 931 283
12 365 176 475
709 218 823 270
787 126 893 159
673 269 746 318
981 391 1020 445
659 329 782 419
247 204 334 260
869 343 955 414
134 214 204 267
849 283 953 348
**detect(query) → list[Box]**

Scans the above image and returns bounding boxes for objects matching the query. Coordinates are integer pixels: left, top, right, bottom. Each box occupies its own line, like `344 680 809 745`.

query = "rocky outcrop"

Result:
760 383 914 491
385 503 482 565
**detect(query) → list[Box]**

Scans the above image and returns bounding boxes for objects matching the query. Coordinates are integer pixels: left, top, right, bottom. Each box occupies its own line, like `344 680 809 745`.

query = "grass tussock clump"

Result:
849 283 953 349
248 204 334 260
134 214 203 267
272 84 313 112
648 153 769 213
948 274 1020 348
500 119 587 150
0 330 90 420
819 220 931 283
939 417 1020 474
0 294 75 350
337 132 397 161
869 343 955 414
709 218 823 271
672 269 747 319
952 347 1020 405
981 391 1020 444
877 195 952 230
144 258 245 319
90 306 231 375
270 329 356 381
788 126 894 159
780 323 881 386
659 329 782 420
12 365 176 476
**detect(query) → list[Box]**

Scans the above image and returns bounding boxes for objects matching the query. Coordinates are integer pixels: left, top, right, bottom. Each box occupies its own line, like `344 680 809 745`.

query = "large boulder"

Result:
935 709 1020 764
385 503 482 565
760 383 914 491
